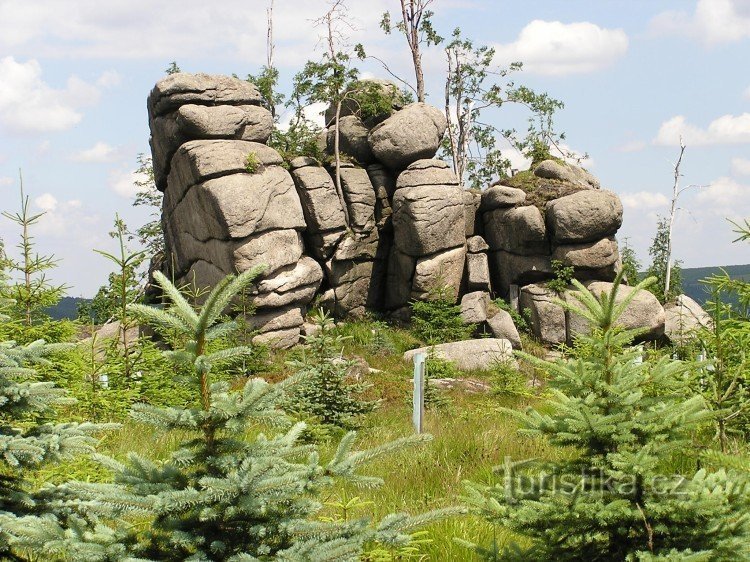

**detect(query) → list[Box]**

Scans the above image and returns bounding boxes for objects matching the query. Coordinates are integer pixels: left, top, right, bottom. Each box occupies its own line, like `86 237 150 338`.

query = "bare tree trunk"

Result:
445 52 459 182
400 0 428 102
266 0 274 70
664 138 685 302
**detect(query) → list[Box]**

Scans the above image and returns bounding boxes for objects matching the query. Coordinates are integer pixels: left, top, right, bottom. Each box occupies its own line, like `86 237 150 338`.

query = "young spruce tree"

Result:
0 296 109 560
16 268 454 560
463 272 750 561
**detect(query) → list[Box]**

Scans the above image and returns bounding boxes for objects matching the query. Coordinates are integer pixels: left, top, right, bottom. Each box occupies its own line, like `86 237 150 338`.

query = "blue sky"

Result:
0 0 749 296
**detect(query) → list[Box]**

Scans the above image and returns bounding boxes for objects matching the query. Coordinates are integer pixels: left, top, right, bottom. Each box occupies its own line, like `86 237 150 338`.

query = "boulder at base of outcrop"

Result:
368 103 447 171
403 338 514 371
664 294 712 344
486 308 522 350
566 281 665 341
460 291 491 324
519 283 566 345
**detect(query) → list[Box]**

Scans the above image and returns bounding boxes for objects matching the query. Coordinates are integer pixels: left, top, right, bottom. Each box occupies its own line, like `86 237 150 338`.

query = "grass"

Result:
29 315 748 560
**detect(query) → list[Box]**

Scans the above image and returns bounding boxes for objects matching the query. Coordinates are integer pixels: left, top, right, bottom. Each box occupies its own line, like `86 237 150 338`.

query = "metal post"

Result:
412 352 426 433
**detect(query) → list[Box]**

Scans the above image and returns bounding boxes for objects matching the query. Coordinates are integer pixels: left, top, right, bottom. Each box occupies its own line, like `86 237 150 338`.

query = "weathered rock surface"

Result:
664 295 711 344
392 161 465 257
486 308 522 350
338 165 377 231
460 291 491 324
566 281 665 340
369 103 447 171
552 237 619 270
148 73 262 118
327 115 375 165
404 338 514 371
483 205 548 254
480 186 527 211
520 284 566 345
534 159 600 189
466 252 491 292
546 190 623 244
412 246 466 301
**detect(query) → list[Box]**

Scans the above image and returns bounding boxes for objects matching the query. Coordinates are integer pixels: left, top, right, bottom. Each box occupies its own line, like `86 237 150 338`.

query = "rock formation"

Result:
149 72 671 349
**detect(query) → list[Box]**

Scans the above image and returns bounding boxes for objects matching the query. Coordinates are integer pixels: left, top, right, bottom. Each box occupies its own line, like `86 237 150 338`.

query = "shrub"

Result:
283 309 378 429
463 271 750 560
244 152 260 173
546 259 574 294
491 361 530 397
411 288 472 345
5 270 458 560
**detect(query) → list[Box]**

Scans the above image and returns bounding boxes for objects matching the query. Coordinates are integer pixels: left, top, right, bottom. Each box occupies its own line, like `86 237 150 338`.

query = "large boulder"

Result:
167 168 306 242
148 73 263 119
338 164 377 231
327 115 375 165
551 237 620 270
165 140 282 206
483 205 549 254
403 338 514 371
664 295 712 344
368 103 447 171
466 252 491 292
251 257 323 310
519 283 566 345
460 291 491 324
533 159 600 189
566 281 665 340
392 160 465 256
486 308 522 350
412 246 466 301
480 185 526 211
546 190 623 244
289 159 346 233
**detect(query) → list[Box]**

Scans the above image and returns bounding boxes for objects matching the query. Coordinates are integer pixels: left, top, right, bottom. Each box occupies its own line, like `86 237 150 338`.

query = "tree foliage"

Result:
441 28 567 190
646 216 683 303
463 272 750 560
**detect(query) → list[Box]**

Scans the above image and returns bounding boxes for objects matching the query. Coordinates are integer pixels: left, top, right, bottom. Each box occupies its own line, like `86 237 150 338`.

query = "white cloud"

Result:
620 191 670 210
72 142 121 163
695 176 749 211
277 102 327 132
654 114 750 146
0 56 103 134
493 20 628 76
0 176 13 187
109 167 150 198
731 157 750 175
616 139 647 153
96 70 122 88
34 192 58 211
0 0 392 62
650 0 750 45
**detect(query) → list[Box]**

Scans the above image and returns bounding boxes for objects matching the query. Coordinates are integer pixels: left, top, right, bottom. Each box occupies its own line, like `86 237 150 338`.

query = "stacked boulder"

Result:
386 159 466 312
481 159 622 299
149 73 323 348
150 73 673 350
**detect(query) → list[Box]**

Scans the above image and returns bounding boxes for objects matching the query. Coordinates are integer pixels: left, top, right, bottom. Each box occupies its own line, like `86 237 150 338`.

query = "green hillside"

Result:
680 263 750 305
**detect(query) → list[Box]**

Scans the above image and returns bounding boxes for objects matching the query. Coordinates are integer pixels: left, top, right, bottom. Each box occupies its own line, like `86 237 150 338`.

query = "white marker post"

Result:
412 352 426 433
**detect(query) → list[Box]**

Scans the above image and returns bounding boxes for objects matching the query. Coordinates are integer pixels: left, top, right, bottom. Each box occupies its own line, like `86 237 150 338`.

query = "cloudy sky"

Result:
0 0 749 296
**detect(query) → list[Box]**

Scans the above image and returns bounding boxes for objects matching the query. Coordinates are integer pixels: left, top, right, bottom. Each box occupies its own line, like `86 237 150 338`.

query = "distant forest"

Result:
46 264 750 321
